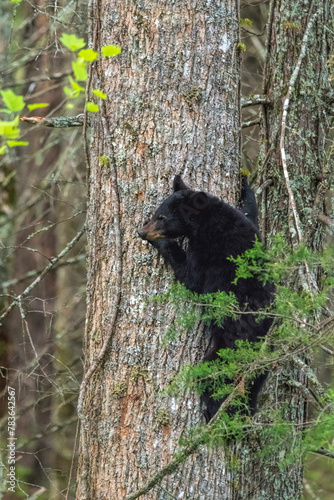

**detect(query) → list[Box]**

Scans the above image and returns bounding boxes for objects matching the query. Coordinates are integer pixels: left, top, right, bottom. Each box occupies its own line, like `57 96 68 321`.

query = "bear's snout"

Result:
138 219 165 241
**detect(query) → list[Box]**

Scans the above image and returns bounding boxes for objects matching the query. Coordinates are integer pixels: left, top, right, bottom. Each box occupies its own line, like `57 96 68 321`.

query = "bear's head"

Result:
138 175 209 241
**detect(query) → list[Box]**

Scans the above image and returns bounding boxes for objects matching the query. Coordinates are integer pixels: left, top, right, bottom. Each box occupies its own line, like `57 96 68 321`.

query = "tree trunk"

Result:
76 0 333 499
76 0 240 498
261 0 332 251
243 1 332 499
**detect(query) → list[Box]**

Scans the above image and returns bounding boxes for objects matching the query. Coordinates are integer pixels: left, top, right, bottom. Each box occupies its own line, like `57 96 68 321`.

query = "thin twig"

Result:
0 227 85 323
320 345 334 356
242 118 261 128
1 255 85 290
20 114 85 127
241 94 271 108
312 448 334 460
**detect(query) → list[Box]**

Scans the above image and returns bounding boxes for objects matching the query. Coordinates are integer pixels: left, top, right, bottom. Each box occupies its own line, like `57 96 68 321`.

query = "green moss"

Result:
155 409 170 426
99 155 110 168
111 382 127 398
182 86 203 104
240 18 253 27
282 21 302 33
131 365 150 383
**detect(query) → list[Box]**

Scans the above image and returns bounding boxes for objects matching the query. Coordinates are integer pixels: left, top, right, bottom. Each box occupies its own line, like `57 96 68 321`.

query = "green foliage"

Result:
27 103 49 111
156 238 334 461
237 42 247 52
101 45 122 57
0 32 122 157
0 89 24 112
72 58 88 81
60 34 121 112
7 140 29 147
79 48 98 62
152 282 238 345
240 18 253 27
0 116 20 139
93 90 107 100
0 89 28 153
60 33 86 51
86 102 99 113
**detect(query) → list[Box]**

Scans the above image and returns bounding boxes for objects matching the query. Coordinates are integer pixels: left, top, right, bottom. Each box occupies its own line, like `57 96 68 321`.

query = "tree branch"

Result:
20 114 85 127
1 255 85 290
0 227 85 322
241 95 271 108
242 118 261 128
317 214 334 230
320 345 334 356
312 448 334 460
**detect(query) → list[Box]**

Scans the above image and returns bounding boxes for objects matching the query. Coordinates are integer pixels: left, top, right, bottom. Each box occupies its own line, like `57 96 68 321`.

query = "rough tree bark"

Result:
76 0 241 499
244 1 332 499
76 0 333 499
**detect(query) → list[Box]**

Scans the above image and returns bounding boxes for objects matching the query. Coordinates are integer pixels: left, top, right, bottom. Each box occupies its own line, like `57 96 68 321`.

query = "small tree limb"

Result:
20 114 85 127
0 227 85 323
241 95 271 108
242 118 261 128
313 448 334 460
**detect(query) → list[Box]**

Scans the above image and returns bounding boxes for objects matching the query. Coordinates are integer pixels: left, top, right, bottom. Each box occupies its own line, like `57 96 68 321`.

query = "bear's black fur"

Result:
138 175 274 422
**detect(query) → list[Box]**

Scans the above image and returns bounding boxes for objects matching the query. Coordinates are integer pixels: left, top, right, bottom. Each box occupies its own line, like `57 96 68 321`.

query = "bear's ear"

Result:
173 175 190 192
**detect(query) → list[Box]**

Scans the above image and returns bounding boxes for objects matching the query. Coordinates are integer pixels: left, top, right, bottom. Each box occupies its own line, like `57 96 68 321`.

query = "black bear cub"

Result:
138 175 274 422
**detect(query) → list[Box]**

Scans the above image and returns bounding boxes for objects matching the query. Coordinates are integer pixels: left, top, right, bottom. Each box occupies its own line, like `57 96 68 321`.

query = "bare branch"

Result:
241 95 271 108
317 214 334 230
320 345 334 356
312 448 334 460
242 118 261 128
20 114 85 128
1 255 85 290
0 227 85 323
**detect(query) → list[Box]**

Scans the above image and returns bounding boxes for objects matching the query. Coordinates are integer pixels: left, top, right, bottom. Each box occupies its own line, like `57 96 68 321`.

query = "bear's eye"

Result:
158 214 166 221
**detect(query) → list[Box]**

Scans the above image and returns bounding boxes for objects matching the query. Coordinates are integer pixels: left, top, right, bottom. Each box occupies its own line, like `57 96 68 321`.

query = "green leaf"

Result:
11 0 22 3
0 89 25 112
60 33 86 51
0 116 20 139
240 18 253 27
27 103 49 111
64 86 80 99
237 42 247 52
101 45 121 57
0 145 7 154
7 140 29 147
79 48 98 62
66 102 75 110
86 102 99 112
93 89 107 100
72 58 88 81
69 76 85 92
